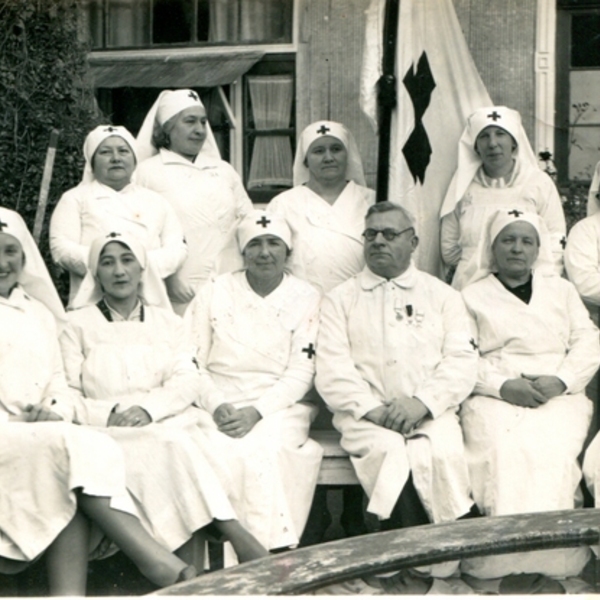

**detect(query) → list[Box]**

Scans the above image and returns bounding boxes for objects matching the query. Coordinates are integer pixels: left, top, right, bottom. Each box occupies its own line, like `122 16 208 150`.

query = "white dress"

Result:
50 180 186 305
60 302 237 552
267 181 375 294
0 287 135 567
186 271 324 550
460 272 600 578
441 166 566 290
315 264 477 522
136 149 253 308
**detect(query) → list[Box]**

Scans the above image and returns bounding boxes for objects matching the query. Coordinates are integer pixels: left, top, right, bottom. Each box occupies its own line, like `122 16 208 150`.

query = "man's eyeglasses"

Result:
362 226 414 242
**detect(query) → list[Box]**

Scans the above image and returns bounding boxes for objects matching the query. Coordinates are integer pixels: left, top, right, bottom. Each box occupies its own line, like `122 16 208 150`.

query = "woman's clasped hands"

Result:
213 403 262 438
11 401 63 422
500 374 567 408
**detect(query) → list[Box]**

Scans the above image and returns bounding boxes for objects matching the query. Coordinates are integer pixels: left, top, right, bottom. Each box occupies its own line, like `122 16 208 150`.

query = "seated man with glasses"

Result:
316 201 480 537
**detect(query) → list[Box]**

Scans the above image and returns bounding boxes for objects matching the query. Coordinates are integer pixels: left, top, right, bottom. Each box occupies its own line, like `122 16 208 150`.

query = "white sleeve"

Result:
59 322 117 426
555 283 600 393
147 198 188 278
565 220 600 305
463 306 507 399
315 289 382 420
125 317 201 422
254 291 319 417
49 190 88 277
412 291 478 417
440 208 462 268
231 167 253 218
536 174 567 275
185 281 227 415
40 315 76 422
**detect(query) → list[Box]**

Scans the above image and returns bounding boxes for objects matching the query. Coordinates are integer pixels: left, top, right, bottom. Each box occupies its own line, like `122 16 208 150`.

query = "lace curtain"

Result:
208 0 292 43
247 75 294 189
81 0 292 47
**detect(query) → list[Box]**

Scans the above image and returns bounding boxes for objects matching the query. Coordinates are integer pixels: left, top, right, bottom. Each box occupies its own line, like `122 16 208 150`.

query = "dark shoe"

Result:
458 503 482 520
363 569 433 594
300 487 332 546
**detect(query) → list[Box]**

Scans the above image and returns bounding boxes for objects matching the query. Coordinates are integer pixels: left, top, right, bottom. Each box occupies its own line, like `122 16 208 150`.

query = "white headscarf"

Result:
135 89 221 165
465 207 555 286
81 125 138 185
236 210 293 253
71 231 171 311
587 160 600 217
440 106 539 217
293 121 366 186
0 207 66 324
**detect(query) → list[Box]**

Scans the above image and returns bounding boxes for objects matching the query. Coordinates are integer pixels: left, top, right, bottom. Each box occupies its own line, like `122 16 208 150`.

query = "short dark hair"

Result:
365 202 416 230
151 121 171 150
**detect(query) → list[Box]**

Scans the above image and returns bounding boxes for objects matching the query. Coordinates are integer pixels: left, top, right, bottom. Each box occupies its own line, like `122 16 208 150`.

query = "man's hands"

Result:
364 396 429 435
522 374 566 400
500 374 566 408
213 403 262 438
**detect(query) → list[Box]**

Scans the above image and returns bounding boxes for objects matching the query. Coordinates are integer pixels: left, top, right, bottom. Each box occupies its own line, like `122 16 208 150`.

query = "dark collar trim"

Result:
96 298 144 322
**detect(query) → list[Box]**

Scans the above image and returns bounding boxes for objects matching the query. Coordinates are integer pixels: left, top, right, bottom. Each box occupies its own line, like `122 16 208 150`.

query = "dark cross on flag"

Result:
469 338 479 351
402 51 436 185
106 232 121 238
188 91 199 101
316 125 330 135
508 209 523 218
560 236 567 249
256 216 271 228
302 343 316 359
103 126 116 133
0 220 8 232
487 111 502 122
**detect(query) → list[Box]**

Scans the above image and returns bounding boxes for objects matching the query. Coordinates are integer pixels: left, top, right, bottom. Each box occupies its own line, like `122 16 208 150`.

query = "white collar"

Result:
104 298 143 322
159 147 221 169
0 285 32 312
91 179 135 197
359 262 419 291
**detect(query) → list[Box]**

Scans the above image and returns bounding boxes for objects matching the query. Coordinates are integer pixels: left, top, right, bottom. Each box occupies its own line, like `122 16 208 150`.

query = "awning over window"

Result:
87 47 265 88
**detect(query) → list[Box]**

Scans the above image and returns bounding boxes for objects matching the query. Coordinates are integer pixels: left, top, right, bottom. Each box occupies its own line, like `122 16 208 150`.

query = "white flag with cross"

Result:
361 0 492 276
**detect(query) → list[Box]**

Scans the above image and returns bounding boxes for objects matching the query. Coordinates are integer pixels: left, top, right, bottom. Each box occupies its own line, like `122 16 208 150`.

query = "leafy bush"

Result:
559 179 589 233
0 0 103 302
538 151 589 232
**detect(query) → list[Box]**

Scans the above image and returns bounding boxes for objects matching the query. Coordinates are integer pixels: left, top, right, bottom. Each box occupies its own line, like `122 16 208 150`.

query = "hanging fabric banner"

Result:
361 0 492 276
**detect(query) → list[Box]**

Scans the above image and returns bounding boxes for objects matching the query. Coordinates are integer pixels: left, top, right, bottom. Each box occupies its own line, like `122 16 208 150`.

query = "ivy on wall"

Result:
0 0 103 301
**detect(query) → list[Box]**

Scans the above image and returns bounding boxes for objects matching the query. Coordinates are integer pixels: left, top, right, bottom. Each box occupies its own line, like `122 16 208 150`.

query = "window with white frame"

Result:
556 1 600 182
83 1 297 202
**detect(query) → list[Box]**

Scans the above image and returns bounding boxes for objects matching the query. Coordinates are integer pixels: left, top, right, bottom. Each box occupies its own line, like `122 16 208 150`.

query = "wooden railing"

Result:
153 508 600 596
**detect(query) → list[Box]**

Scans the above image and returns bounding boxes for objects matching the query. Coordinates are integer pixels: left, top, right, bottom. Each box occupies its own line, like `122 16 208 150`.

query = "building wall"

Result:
445 0 537 143
297 0 378 187
295 0 538 191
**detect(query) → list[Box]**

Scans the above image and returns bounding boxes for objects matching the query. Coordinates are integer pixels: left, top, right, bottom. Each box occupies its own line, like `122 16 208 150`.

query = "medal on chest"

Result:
393 299 424 326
